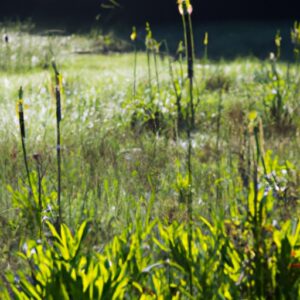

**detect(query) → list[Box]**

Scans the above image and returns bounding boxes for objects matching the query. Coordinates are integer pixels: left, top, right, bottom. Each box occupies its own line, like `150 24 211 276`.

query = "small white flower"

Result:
22 242 28 253
31 56 40 67
198 198 203 205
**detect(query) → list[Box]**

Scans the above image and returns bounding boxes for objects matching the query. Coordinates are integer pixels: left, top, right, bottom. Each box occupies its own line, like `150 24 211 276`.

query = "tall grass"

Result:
18 87 33 196
0 9 299 300
52 62 63 227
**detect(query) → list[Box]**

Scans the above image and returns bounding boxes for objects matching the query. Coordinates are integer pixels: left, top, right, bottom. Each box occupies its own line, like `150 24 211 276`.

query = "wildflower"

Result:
203 32 209 46
275 31 281 58
290 249 300 268
14 275 20 284
130 26 137 41
291 21 300 47
178 0 193 15
275 31 281 48
269 52 276 61
145 22 154 50
31 55 39 67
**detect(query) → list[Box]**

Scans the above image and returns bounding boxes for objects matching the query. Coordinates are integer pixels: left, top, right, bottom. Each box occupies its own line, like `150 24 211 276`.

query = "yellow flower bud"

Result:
130 26 137 41
204 32 208 46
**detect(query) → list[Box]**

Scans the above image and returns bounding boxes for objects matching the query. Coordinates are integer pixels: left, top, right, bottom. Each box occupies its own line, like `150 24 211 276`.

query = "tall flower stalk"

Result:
131 26 138 100
178 0 195 296
52 62 62 227
203 32 209 80
291 21 300 73
18 87 33 196
179 0 195 129
164 40 183 132
145 23 153 100
33 153 43 238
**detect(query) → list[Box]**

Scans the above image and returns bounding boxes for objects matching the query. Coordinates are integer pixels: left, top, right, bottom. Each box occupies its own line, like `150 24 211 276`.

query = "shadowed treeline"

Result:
0 0 300 24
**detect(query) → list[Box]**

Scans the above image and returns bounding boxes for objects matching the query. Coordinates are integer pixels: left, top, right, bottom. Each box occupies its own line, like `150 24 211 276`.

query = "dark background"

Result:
1 0 300 26
1 0 299 60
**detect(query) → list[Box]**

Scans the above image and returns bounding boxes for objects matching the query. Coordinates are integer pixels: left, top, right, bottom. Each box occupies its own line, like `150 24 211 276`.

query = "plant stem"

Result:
133 44 137 100
153 51 160 94
182 9 195 129
163 40 183 132
180 2 195 295
216 89 223 203
147 49 152 100
35 159 42 238
52 62 62 227
18 87 33 196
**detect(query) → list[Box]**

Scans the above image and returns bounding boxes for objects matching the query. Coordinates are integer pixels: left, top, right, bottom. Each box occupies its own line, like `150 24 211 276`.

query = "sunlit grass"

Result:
0 21 299 298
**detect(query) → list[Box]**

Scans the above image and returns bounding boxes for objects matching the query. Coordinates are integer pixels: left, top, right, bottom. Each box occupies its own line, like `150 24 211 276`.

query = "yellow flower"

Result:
291 21 300 47
178 0 193 15
203 32 208 46
16 99 29 116
130 26 137 41
275 31 281 48
17 99 23 113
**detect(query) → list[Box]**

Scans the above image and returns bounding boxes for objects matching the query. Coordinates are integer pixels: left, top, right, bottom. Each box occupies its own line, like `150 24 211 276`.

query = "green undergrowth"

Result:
0 15 300 299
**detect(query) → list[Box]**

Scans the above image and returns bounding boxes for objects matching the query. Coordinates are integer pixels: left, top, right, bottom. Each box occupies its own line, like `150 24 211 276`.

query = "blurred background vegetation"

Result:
0 0 300 60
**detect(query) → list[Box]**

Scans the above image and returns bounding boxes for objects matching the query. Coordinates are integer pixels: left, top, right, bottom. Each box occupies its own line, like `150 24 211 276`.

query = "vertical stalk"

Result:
153 49 160 94
147 49 152 99
18 87 33 196
52 62 62 227
216 89 223 203
164 40 183 131
133 45 137 100
34 154 42 238
186 110 193 297
182 5 195 129
180 1 195 295
253 125 263 298
203 32 208 81
131 27 138 100
146 23 153 101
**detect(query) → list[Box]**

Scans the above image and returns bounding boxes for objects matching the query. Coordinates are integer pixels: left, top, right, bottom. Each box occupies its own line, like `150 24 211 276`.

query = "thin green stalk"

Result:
147 49 152 99
252 125 264 298
178 47 185 85
163 40 183 131
180 1 195 295
133 45 137 100
153 49 160 94
216 89 223 203
146 23 153 101
131 27 138 100
34 155 42 238
185 7 196 128
186 110 193 297
203 32 208 81
18 87 33 196
52 62 62 227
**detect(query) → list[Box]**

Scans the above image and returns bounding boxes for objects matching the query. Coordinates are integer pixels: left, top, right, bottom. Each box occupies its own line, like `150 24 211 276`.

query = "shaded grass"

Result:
0 27 299 287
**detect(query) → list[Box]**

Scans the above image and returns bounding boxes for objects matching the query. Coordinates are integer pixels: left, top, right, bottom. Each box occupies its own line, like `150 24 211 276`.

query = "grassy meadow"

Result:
0 14 300 299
